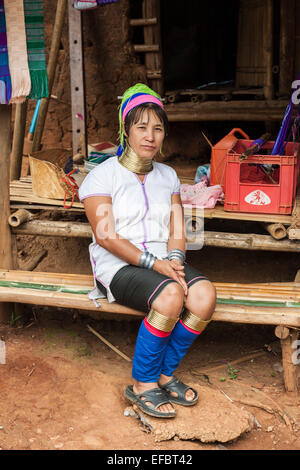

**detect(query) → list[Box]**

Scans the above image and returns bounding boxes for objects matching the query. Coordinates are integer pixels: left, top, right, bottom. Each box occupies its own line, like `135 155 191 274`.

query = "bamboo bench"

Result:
0 269 299 393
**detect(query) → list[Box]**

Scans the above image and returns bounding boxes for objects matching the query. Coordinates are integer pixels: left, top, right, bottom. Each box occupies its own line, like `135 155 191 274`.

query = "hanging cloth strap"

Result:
61 169 80 209
4 0 31 103
0 0 12 104
24 0 49 100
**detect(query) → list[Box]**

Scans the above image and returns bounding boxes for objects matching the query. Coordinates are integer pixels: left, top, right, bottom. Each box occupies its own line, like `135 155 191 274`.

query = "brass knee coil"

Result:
182 310 211 333
147 309 178 333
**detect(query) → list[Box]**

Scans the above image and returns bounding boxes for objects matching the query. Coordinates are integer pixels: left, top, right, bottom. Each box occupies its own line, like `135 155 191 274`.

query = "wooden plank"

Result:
68 0 87 157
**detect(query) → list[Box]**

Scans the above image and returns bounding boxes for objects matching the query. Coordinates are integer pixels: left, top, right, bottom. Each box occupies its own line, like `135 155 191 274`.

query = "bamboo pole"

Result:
10 101 28 181
8 209 33 227
11 220 300 252
32 0 68 152
263 223 287 240
0 105 13 322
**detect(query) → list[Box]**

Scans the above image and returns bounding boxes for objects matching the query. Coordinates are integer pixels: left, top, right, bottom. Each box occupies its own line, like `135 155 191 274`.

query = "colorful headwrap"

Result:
117 83 164 156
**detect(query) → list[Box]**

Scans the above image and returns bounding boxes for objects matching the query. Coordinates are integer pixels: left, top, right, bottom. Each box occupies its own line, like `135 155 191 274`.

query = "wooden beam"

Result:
10 101 28 181
133 44 159 52
32 0 68 152
68 0 87 157
130 18 157 26
0 105 13 322
165 100 289 122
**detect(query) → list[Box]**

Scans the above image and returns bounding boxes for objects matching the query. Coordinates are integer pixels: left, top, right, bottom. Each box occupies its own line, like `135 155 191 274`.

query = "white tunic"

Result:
78 156 181 302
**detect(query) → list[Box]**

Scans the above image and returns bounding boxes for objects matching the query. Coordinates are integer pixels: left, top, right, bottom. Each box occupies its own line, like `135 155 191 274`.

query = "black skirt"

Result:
96 263 208 314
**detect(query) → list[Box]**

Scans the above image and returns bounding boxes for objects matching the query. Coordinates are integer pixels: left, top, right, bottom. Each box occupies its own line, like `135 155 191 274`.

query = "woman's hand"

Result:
153 259 188 296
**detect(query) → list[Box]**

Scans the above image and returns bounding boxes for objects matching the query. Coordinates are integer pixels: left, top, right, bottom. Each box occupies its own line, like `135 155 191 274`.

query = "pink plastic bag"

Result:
180 181 224 209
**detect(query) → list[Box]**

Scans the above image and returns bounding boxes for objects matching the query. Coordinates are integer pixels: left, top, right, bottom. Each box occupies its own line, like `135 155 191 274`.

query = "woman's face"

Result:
126 109 165 159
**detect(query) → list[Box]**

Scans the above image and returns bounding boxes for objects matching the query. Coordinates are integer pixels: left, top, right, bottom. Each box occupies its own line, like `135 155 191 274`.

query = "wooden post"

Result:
264 0 274 100
0 105 14 323
10 101 28 181
68 0 87 157
275 327 299 393
32 0 68 152
279 0 295 97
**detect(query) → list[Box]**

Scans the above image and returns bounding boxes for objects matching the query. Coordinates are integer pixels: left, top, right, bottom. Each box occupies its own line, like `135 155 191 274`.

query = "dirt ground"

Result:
1 232 300 452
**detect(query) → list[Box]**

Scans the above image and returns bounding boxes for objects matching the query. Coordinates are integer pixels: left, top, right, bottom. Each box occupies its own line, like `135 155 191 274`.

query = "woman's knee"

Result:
151 281 184 317
185 280 216 319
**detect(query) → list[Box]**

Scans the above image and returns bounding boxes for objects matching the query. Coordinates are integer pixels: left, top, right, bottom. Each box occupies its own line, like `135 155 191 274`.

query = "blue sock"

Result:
132 318 171 383
161 320 200 377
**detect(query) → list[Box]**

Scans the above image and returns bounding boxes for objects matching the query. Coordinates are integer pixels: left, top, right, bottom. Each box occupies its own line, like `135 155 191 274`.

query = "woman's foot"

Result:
133 381 175 414
158 374 197 403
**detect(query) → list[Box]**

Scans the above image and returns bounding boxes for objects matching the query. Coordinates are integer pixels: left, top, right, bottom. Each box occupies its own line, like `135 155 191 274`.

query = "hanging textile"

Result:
97 0 119 4
74 0 97 9
3 0 31 103
23 0 49 100
0 0 11 104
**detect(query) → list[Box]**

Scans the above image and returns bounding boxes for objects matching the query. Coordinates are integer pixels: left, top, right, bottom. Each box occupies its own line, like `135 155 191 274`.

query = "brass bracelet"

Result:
147 308 178 333
182 310 211 333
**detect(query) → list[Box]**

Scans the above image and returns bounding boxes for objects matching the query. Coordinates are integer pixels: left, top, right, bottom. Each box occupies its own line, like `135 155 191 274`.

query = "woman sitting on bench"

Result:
79 83 216 419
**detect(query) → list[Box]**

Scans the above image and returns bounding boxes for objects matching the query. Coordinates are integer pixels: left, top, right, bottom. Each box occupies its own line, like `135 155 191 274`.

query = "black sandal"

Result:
159 376 198 406
125 385 176 418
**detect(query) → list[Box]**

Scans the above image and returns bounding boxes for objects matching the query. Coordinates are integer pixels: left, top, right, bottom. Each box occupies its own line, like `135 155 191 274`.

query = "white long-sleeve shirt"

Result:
79 156 181 302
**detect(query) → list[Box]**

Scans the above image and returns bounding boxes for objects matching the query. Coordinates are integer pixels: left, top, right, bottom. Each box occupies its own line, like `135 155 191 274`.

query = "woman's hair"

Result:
124 102 169 139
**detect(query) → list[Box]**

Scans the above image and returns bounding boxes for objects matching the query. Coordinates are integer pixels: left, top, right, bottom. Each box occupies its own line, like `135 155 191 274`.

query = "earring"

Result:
159 144 165 158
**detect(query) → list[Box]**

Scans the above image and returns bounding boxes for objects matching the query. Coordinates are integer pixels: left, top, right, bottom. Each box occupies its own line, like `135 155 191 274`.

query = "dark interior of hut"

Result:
130 0 282 96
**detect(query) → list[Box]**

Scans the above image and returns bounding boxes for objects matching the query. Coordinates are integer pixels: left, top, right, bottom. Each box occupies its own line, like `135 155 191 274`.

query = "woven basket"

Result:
29 149 74 200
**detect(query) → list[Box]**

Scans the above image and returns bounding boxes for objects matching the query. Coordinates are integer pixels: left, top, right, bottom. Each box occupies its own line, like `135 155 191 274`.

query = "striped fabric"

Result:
4 0 31 103
24 0 48 99
0 0 11 104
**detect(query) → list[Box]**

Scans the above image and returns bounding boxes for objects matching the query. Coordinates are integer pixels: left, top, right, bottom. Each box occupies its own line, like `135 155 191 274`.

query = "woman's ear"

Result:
123 123 128 138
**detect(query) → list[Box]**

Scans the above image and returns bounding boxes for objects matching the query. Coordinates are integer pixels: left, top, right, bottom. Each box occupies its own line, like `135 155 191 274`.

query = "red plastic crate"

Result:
224 140 300 215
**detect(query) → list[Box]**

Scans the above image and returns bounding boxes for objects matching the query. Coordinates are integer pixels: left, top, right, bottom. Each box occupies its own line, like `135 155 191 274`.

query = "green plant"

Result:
227 363 239 380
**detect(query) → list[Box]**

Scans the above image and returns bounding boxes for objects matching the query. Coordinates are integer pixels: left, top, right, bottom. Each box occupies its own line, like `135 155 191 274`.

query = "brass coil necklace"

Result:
118 145 153 175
